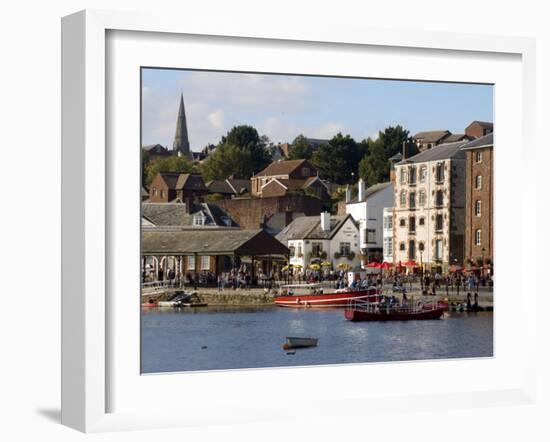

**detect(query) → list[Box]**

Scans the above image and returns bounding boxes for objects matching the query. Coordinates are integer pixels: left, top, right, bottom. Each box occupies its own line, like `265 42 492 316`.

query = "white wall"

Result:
2 1 548 441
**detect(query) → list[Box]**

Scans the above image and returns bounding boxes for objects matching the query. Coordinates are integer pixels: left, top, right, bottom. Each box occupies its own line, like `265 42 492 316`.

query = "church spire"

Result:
173 93 191 157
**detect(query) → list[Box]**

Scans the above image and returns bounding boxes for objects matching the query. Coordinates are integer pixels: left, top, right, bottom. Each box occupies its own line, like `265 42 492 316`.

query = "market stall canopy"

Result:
366 262 381 268
142 229 290 256
403 260 418 267
380 262 393 269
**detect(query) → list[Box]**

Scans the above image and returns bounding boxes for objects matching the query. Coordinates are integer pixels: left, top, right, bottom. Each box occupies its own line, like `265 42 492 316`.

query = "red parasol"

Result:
366 261 381 268
403 260 418 267
379 262 393 269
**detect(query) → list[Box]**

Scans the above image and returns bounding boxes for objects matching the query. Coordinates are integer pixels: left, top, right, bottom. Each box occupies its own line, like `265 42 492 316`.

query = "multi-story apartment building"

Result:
393 141 467 272
462 133 493 270
345 180 394 265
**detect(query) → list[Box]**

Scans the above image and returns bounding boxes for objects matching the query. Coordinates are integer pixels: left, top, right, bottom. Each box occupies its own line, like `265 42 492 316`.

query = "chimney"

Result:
358 178 365 202
345 185 351 203
402 141 407 160
320 211 331 232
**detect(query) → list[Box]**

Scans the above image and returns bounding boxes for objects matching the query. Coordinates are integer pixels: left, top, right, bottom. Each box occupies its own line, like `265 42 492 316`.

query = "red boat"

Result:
274 284 380 308
345 299 445 321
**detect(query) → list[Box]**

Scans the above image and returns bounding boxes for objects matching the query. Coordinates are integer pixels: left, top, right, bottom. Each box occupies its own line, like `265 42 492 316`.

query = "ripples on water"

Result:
141 307 493 374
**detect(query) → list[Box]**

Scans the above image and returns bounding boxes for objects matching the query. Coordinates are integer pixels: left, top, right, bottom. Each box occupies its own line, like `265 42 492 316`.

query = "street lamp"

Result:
481 247 486 280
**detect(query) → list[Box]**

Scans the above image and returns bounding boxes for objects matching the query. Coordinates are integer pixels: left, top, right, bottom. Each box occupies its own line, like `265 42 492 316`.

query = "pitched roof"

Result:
413 130 450 143
445 133 472 142
226 178 251 194
206 180 234 194
460 133 494 150
142 144 169 152
347 182 393 204
142 229 289 256
398 140 468 164
255 159 309 177
158 173 207 191
276 214 355 243
467 120 494 129
141 202 237 227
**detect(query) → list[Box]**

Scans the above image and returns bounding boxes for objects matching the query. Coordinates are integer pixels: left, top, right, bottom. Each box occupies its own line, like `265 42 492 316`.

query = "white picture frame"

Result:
61 9 537 433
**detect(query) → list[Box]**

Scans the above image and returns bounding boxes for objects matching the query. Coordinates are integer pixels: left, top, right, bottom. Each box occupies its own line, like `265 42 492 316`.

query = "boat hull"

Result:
345 307 445 321
283 337 318 349
274 289 379 308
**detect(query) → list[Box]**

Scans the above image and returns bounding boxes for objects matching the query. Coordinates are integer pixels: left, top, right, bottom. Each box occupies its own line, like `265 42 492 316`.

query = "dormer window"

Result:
193 212 206 226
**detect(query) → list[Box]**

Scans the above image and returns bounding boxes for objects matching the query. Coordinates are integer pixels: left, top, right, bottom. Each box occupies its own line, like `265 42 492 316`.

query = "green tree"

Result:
221 125 272 174
143 155 196 187
311 133 360 184
358 125 410 186
200 144 254 181
141 148 150 186
288 134 313 160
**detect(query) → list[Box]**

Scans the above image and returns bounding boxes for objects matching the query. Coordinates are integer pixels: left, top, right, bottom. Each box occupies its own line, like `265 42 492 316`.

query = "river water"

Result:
141 306 493 374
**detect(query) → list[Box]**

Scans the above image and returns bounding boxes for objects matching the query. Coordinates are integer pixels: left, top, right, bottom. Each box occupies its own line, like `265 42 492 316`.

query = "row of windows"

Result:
398 214 444 231
186 255 211 270
399 162 445 185
399 189 444 208
288 242 355 258
396 239 444 260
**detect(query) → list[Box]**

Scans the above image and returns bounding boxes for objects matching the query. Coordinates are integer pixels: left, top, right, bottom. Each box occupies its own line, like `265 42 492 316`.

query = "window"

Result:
419 190 426 206
339 242 351 256
435 214 444 231
153 188 158 196
435 190 444 207
419 217 425 226
383 237 393 257
409 217 416 233
200 256 210 270
400 168 408 184
187 255 195 270
475 229 482 246
399 218 406 227
383 215 393 229
399 242 405 251
408 240 415 260
475 175 482 190
311 242 323 257
193 213 206 226
160 190 165 199
400 191 407 207
435 162 444 182
366 229 376 243
289 246 296 257
409 166 417 185
476 151 483 163
297 244 302 257
419 165 427 182
475 200 482 216
436 241 444 259
418 242 425 252
409 192 416 209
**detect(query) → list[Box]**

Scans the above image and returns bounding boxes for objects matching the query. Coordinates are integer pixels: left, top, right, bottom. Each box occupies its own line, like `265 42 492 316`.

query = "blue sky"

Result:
142 68 493 151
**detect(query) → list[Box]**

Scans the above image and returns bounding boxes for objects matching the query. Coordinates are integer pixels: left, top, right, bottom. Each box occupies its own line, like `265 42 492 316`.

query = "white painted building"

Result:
345 179 394 266
276 212 361 270
393 141 467 271
382 207 394 263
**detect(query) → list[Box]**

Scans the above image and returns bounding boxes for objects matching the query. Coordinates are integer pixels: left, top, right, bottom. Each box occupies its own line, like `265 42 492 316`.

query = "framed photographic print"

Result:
61 9 537 433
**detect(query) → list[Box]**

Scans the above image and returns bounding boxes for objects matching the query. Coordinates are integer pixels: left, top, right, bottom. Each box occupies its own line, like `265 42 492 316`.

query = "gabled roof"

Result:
413 130 451 143
460 133 494 150
158 172 207 191
141 202 237 227
226 178 251 194
398 141 468 164
276 214 356 243
142 144 169 153
255 159 311 177
347 182 393 204
467 120 494 130
445 133 472 142
142 229 289 256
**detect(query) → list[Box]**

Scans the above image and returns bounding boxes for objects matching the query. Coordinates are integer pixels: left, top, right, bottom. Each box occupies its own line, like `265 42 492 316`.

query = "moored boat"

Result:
345 298 445 321
282 336 318 349
274 284 380 308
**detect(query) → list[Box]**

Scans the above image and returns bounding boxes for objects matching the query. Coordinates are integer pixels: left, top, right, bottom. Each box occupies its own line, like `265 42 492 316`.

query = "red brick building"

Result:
251 159 318 196
465 121 493 139
462 133 493 270
148 172 209 204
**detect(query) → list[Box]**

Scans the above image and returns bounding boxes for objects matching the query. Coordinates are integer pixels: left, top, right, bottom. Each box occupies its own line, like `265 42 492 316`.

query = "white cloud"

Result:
314 122 346 139
207 109 225 132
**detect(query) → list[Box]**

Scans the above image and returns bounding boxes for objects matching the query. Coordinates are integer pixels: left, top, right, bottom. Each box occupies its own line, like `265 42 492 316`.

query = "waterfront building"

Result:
206 178 251 199
345 179 394 265
141 228 289 282
393 141 467 272
142 202 238 228
382 207 394 263
212 193 326 235
276 212 361 271
462 133 494 271
148 172 209 204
